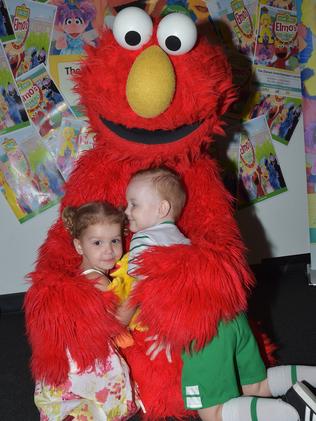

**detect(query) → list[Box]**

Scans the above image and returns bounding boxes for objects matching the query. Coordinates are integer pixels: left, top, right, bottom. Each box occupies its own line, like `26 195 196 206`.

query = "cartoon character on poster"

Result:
231 0 255 56
0 84 26 125
255 6 299 71
237 117 287 207
5 3 29 77
0 137 42 214
186 0 210 24
207 0 257 60
160 0 210 25
0 94 13 129
46 118 94 180
4 0 55 77
239 133 259 203
19 78 54 137
268 0 296 10
17 65 75 138
0 167 26 219
51 0 97 55
0 61 29 135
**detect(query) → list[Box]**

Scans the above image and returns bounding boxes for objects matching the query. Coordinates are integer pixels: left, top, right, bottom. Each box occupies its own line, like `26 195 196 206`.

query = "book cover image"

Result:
161 0 211 25
246 90 302 144
0 0 15 43
45 117 94 181
0 43 30 136
48 0 98 56
47 0 103 117
16 63 75 139
254 5 299 72
237 115 287 207
4 0 56 78
0 126 64 223
207 0 257 59
260 1 296 11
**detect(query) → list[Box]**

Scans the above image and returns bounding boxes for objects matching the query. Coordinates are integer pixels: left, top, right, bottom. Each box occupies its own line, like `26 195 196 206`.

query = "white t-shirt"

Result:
128 221 190 276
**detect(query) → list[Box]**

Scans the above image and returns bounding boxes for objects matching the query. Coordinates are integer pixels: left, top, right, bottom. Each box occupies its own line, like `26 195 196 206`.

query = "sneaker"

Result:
284 381 316 421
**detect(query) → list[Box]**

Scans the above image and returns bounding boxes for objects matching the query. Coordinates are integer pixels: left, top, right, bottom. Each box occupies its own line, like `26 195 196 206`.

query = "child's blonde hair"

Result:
62 201 126 238
131 167 186 220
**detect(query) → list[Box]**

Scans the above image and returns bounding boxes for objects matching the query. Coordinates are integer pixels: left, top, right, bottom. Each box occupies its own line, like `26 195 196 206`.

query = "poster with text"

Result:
16 63 75 139
237 115 287 207
4 0 56 78
244 66 302 144
254 5 299 73
207 0 258 60
48 0 103 117
0 43 30 136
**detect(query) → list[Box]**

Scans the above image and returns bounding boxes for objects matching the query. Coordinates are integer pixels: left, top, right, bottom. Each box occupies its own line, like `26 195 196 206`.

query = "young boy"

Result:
124 167 316 421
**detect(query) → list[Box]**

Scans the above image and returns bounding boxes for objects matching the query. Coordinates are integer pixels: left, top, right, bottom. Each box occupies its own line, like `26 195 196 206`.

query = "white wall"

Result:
0 117 310 294
0 201 58 294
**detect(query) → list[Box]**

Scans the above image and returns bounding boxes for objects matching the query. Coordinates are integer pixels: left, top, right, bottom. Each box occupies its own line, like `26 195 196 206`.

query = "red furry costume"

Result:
25 9 256 420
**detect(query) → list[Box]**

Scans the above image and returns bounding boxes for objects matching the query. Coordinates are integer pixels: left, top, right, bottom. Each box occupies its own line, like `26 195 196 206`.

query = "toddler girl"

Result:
31 201 138 420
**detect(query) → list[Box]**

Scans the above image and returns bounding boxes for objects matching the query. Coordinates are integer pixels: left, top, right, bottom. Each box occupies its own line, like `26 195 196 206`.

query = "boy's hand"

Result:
145 335 172 363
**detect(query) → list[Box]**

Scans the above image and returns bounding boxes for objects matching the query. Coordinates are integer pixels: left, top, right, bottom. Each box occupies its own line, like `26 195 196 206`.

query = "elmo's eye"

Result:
157 13 197 56
112 7 153 50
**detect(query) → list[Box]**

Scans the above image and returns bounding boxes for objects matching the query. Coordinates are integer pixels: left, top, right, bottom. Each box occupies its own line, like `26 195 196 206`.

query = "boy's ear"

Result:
73 238 83 255
159 199 171 218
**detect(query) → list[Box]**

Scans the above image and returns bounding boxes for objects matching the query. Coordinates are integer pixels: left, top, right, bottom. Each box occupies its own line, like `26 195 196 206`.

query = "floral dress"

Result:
35 347 138 420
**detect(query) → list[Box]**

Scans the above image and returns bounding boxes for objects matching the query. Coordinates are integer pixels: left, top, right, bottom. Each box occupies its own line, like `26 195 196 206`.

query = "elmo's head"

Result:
76 7 235 163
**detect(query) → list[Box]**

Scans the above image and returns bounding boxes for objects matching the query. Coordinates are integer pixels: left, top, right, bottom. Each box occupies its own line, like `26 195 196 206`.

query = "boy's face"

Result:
74 222 123 273
125 177 163 233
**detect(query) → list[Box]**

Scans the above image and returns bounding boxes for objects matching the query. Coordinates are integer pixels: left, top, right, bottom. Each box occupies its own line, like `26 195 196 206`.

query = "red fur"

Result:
25 22 262 418
122 331 196 420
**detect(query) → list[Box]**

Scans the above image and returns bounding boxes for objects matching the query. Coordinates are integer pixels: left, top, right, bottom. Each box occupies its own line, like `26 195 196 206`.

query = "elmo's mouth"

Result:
100 116 202 145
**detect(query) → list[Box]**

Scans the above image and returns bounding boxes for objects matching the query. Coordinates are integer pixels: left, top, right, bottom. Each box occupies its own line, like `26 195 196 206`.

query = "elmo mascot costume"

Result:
25 7 255 420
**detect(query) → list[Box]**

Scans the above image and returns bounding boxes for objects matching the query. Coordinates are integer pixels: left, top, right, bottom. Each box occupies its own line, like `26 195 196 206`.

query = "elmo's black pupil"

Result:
125 31 141 46
165 35 181 51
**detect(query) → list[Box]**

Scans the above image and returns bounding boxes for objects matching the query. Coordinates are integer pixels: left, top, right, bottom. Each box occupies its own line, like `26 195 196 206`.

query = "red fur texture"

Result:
25 22 258 419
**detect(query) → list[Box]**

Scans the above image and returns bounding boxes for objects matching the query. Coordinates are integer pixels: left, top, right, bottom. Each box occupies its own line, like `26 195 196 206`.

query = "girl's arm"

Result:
84 271 111 292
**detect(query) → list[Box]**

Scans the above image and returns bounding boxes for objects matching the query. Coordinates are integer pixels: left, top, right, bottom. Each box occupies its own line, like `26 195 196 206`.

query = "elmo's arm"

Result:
24 155 128 385
131 156 254 351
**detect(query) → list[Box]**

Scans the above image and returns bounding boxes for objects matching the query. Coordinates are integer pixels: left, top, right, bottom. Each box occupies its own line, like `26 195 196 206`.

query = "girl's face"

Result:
74 221 123 273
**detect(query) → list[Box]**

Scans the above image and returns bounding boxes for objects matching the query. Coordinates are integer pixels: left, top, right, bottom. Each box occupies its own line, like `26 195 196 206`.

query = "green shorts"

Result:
181 313 267 409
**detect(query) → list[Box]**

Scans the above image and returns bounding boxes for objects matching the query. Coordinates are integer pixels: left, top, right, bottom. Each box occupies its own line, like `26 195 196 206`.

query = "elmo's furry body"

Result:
25 18 255 420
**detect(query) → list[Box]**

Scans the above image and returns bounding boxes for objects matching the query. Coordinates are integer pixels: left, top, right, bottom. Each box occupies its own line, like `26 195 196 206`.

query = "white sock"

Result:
268 365 316 397
222 396 299 421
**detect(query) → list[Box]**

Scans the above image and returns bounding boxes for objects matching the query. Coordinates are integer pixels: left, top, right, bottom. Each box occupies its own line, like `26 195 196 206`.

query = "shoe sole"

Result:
293 382 316 414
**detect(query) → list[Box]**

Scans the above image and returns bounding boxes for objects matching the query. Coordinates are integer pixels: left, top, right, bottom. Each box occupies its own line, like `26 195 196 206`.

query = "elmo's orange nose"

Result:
126 45 176 118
